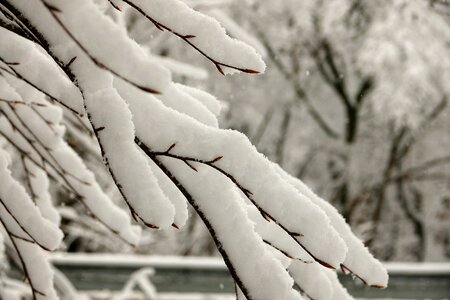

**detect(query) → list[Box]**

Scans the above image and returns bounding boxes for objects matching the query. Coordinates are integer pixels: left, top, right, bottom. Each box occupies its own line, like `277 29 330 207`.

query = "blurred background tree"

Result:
215 0 450 262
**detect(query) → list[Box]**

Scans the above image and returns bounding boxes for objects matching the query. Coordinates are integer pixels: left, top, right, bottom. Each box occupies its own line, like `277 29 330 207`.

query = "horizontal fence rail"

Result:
46 253 450 300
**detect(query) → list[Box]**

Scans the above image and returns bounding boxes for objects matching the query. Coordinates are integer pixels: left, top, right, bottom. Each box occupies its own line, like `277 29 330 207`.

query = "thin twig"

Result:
263 239 314 264
0 216 45 299
136 137 338 270
0 58 81 116
139 147 254 300
41 0 161 94
122 0 260 75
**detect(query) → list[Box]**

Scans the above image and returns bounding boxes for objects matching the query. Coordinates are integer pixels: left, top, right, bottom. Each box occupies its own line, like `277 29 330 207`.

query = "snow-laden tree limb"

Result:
0 0 388 298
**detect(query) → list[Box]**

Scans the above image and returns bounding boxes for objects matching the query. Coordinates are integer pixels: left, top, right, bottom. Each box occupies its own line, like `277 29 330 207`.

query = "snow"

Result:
84 292 425 300
5 78 66 149
122 0 266 74
49 253 228 269
148 158 189 228
289 261 333 300
23 157 61 225
152 56 209 80
0 278 33 300
155 82 219 127
45 0 171 94
0 26 84 115
49 254 450 285
0 74 140 246
121 80 348 269
87 292 241 300
116 268 158 300
0 0 391 298
159 157 303 300
275 165 388 288
49 253 450 300
177 84 222 117
83 84 176 229
0 149 63 250
0 149 60 300
247 205 313 263
204 9 268 59
382 262 450 275
7 0 177 230
324 270 354 300
13 239 59 300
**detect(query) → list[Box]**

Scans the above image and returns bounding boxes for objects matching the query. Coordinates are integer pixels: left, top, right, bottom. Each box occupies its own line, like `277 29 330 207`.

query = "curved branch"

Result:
141 148 254 300
0 217 45 300
0 58 81 115
21 154 38 201
0 3 45 47
293 282 316 300
136 137 338 270
0 3 144 246
340 264 384 288
40 0 161 94
263 239 314 264
85 104 161 229
122 0 260 75
2 104 90 186
1 109 136 247
0 97 47 107
0 197 51 251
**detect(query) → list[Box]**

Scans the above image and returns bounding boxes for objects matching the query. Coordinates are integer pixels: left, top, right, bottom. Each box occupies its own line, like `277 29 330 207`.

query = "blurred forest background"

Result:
62 0 450 263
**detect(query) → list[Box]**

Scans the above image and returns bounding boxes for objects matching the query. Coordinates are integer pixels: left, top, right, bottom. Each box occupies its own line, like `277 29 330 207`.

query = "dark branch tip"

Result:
371 284 386 289
317 259 335 269
166 143 177 153
66 56 77 68
290 232 304 237
94 126 106 133
242 68 260 74
43 2 62 13
184 160 198 172
210 156 224 163
215 64 225 75
139 85 161 94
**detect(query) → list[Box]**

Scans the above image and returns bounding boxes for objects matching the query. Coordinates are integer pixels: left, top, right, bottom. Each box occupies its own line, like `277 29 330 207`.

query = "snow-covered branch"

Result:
0 0 388 299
